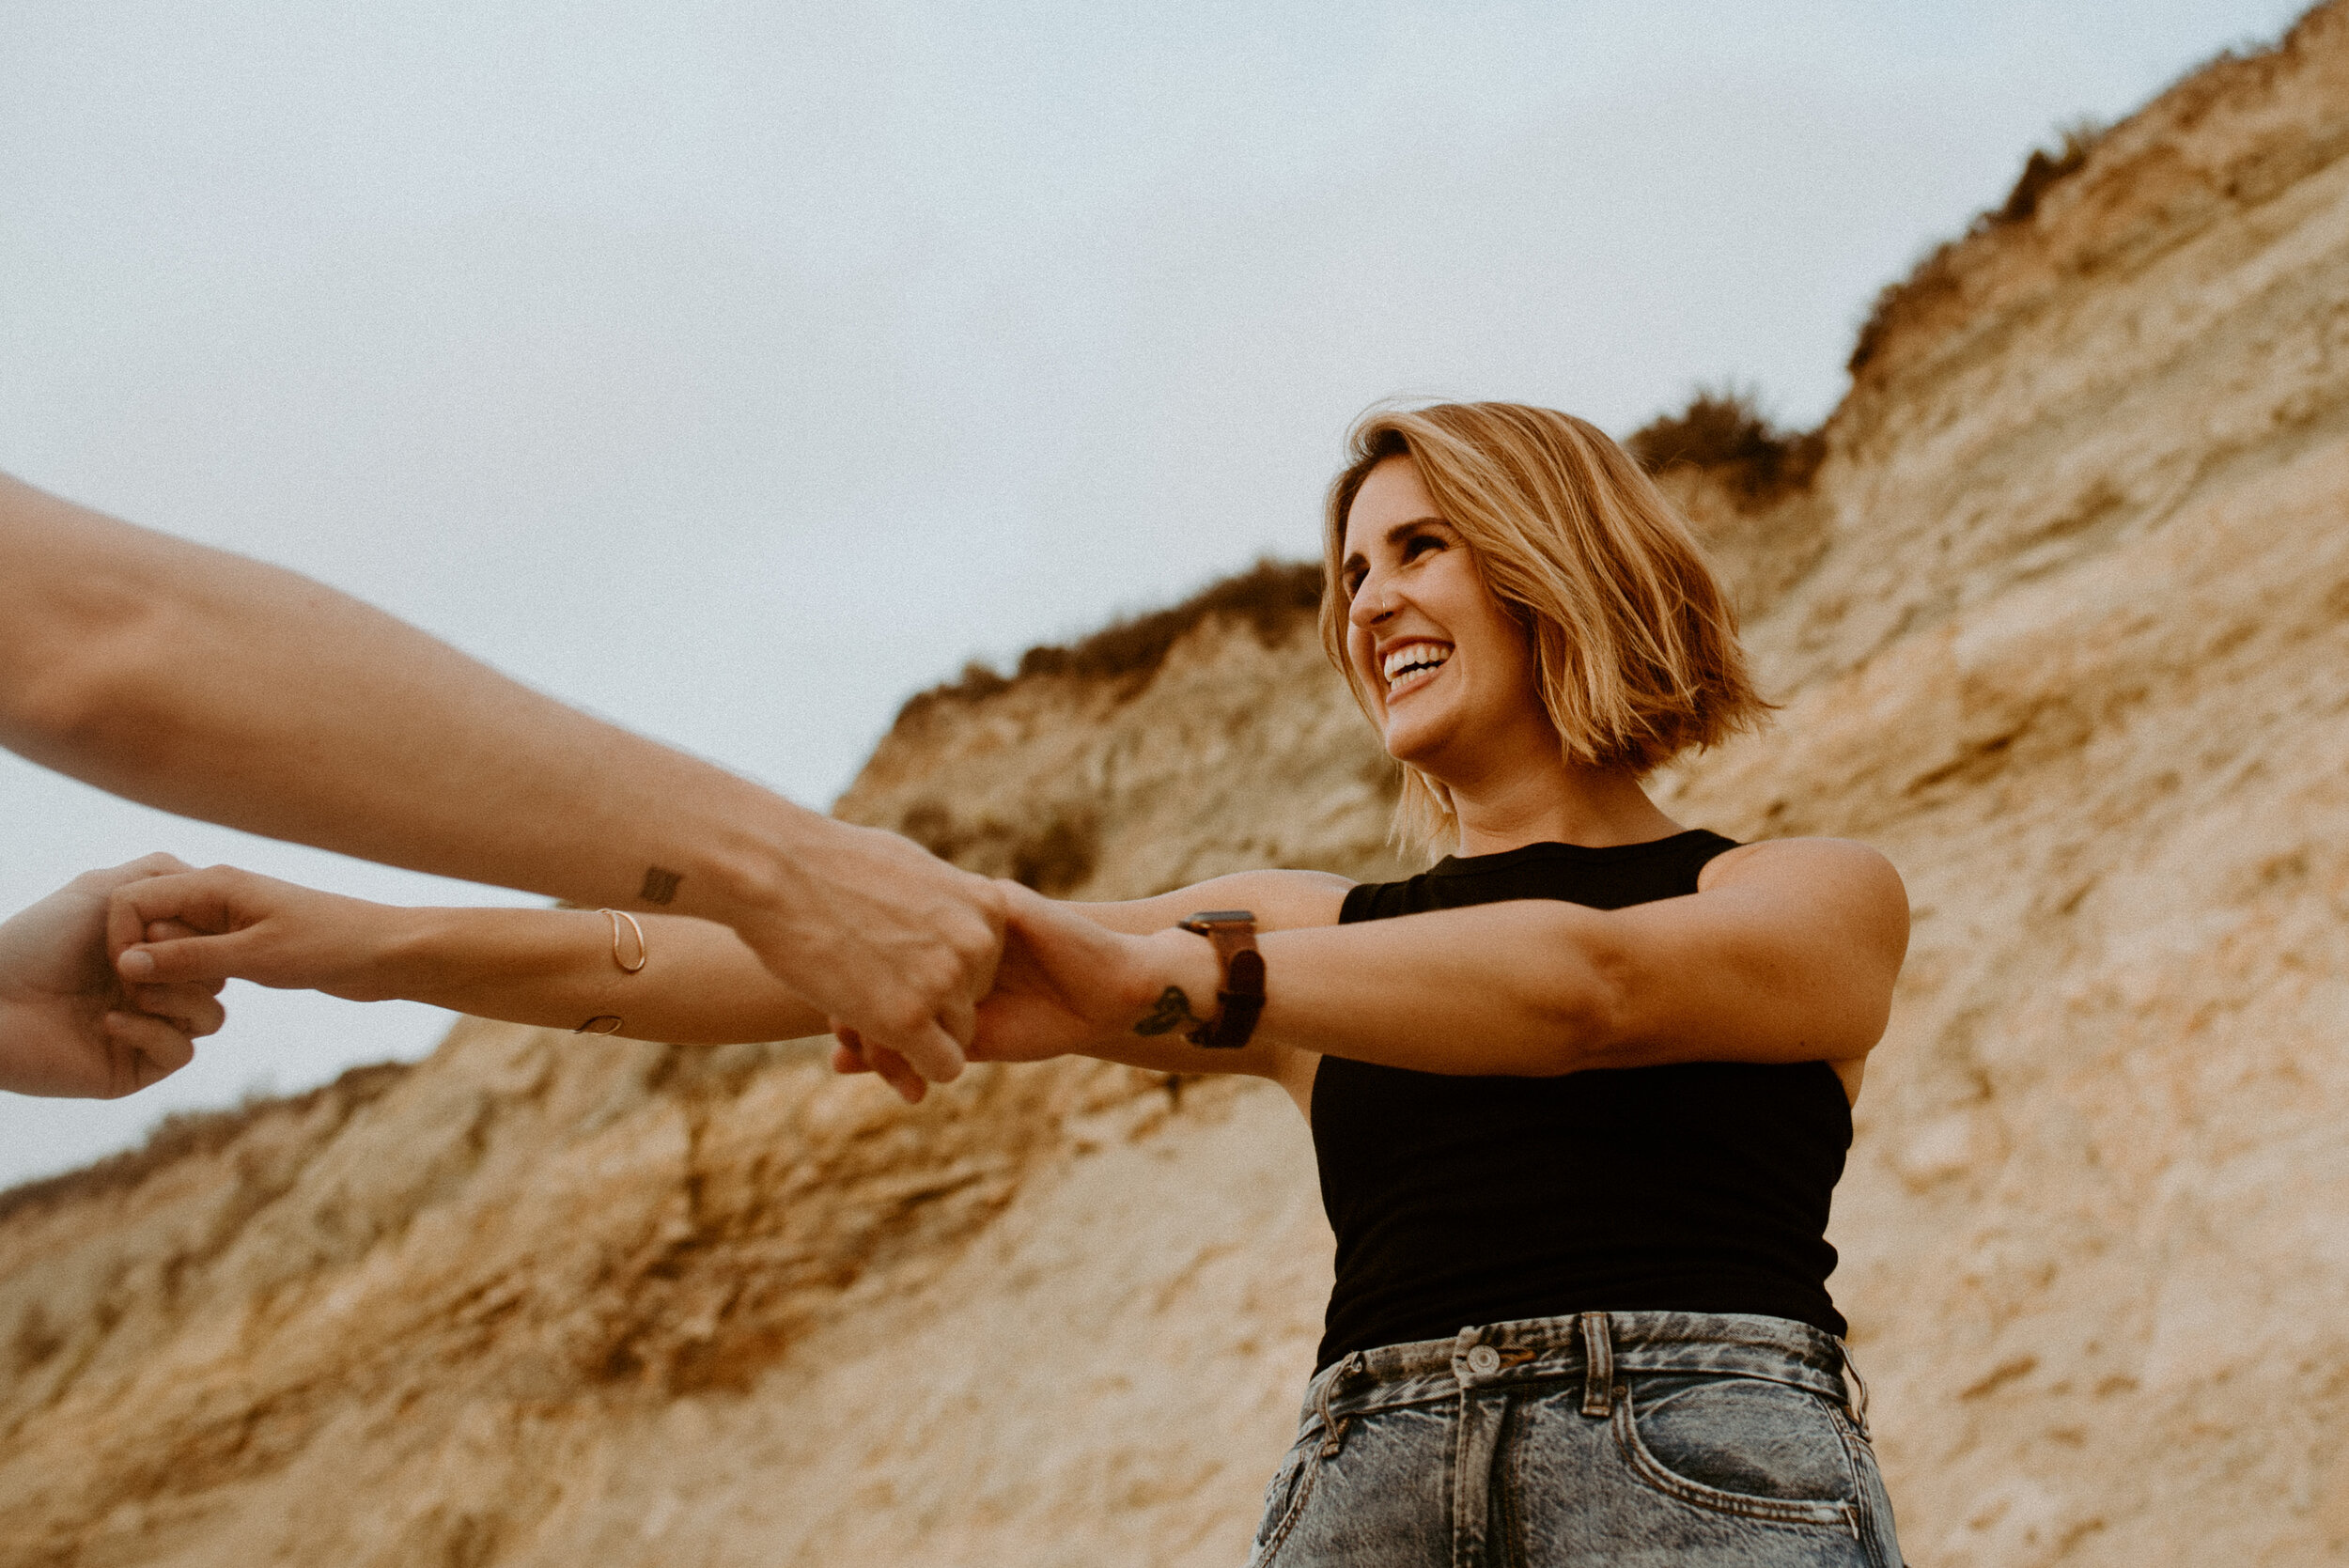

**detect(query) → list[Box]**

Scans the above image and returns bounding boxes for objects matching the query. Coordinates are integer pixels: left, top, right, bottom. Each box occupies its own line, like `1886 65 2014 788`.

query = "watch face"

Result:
1189 909 1255 925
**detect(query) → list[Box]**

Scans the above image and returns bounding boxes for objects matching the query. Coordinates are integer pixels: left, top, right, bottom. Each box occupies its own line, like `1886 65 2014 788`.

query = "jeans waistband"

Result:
1303 1311 1859 1443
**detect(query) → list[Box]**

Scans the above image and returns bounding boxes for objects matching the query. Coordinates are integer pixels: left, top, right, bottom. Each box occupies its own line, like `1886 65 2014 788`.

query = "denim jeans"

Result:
1247 1311 1902 1567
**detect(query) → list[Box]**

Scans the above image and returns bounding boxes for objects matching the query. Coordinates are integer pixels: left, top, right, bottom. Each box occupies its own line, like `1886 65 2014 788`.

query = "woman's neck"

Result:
1447 763 1682 857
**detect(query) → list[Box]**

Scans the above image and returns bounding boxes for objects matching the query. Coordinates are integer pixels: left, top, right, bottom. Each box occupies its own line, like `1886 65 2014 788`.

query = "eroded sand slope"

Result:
8 8 2349 1563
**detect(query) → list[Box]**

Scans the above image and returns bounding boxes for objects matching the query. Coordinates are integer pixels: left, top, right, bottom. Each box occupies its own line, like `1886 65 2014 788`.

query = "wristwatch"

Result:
1176 909 1266 1049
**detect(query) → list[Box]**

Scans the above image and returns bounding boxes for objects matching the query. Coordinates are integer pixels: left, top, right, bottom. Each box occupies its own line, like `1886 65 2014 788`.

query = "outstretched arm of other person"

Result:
1 856 226 1097
0 472 1002 1082
110 865 840 1054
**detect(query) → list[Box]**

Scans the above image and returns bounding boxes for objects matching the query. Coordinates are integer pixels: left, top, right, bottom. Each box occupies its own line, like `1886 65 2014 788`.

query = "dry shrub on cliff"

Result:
1997 118 2105 224
899 557 1324 722
1626 387 1825 510
1848 118 2109 375
1019 558 1323 682
898 800 1102 894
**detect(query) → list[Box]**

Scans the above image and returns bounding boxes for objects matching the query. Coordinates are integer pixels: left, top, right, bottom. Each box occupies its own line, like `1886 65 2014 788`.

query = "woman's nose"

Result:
1347 569 1395 626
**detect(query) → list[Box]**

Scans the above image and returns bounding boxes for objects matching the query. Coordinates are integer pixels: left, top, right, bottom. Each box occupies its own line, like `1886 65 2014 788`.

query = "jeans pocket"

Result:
1247 1439 1320 1565
1610 1374 1859 1532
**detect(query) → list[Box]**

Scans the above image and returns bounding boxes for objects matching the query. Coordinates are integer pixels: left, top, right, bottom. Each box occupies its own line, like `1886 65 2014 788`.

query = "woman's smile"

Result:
1379 638 1454 702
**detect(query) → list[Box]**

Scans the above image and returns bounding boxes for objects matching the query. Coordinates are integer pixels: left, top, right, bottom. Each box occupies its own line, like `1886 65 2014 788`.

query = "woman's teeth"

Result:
1382 644 1452 692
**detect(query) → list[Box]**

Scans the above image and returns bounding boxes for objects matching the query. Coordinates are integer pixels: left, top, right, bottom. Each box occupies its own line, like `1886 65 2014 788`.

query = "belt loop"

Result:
1579 1312 1614 1418
1836 1338 1872 1438
1315 1352 1362 1457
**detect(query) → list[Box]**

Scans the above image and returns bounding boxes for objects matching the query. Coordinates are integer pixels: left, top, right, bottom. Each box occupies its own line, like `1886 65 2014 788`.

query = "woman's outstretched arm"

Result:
972 839 1907 1089
109 866 832 1047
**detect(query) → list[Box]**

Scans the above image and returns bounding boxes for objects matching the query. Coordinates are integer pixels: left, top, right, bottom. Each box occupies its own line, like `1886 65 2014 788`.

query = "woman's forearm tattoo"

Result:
1135 986 1211 1037
639 866 683 906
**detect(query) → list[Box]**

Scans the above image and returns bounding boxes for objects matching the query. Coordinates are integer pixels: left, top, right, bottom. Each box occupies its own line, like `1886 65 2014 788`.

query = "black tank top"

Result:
1313 830 1850 1371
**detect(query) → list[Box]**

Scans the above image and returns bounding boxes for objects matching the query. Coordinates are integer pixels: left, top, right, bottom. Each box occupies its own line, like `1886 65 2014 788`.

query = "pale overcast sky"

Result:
1 1 2311 1187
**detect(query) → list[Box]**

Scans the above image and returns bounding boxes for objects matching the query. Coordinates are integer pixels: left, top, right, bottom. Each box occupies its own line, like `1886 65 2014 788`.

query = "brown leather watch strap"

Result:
1176 909 1265 1049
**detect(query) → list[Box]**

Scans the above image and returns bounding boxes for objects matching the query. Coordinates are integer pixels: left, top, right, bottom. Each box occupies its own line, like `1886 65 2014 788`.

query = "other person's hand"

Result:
732 820 1006 1092
0 854 226 1098
832 882 1203 1098
107 865 401 1000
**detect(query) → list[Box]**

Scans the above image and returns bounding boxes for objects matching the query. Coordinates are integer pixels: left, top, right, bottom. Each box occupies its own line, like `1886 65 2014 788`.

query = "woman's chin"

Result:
1381 723 1447 773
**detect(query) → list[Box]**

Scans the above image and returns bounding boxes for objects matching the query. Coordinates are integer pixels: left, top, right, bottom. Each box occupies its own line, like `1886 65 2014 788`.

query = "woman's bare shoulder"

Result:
1696 837 1909 946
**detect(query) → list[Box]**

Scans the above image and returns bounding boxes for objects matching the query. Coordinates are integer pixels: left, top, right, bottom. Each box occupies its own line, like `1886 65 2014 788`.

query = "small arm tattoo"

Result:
639 866 684 906
1134 986 1210 1038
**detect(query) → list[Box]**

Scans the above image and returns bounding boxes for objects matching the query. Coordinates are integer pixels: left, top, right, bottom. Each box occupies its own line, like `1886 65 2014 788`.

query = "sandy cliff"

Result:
9 7 2349 1563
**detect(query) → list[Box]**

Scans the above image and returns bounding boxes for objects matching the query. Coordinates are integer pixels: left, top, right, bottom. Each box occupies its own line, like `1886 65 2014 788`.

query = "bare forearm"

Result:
360 908 831 1043
1059 905 1617 1078
1093 903 1831 1077
1250 898 1884 1074
1251 906 1618 1075
0 473 822 926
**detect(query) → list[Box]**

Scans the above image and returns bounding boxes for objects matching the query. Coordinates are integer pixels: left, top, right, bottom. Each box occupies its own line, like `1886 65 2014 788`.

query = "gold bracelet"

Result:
575 910 643 1032
600 908 647 972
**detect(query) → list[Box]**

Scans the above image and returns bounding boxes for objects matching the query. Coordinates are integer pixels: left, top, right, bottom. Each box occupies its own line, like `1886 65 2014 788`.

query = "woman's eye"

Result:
1403 535 1442 561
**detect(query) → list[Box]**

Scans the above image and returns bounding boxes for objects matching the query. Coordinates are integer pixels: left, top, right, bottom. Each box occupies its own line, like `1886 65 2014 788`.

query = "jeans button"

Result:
1466 1344 1501 1375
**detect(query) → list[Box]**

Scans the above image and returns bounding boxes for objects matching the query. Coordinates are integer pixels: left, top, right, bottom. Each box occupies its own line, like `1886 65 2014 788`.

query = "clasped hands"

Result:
831 883 1221 1102
0 855 228 1098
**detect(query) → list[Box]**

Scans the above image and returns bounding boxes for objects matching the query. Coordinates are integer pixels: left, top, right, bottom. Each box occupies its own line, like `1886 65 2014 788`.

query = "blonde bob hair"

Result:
1320 401 1770 853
